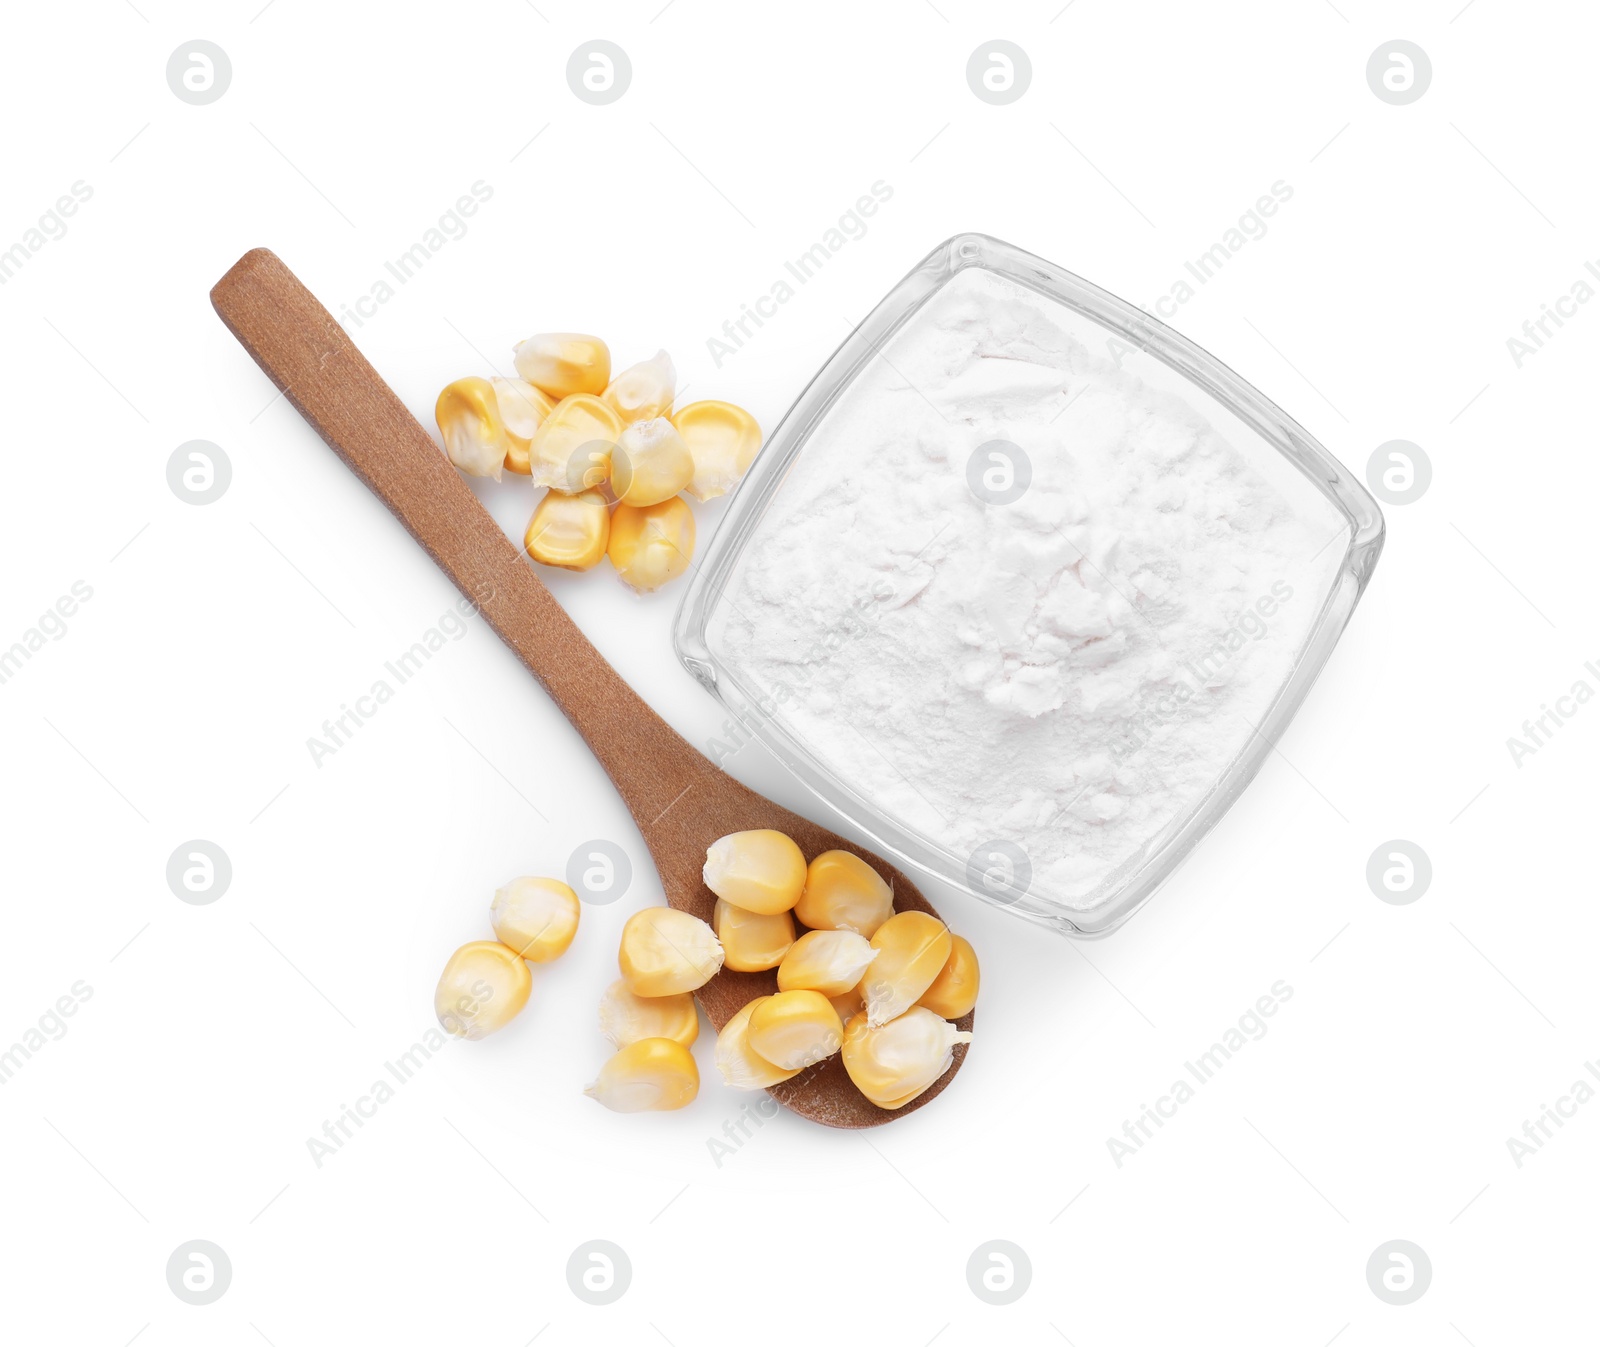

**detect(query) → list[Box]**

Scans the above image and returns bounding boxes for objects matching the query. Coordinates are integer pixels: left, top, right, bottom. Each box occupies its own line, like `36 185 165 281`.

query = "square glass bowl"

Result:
673 233 1383 936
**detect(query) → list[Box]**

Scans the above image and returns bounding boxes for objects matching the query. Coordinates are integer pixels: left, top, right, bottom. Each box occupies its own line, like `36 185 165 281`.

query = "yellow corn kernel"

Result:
776 929 877 997
828 987 864 1025
610 418 694 508
602 349 676 423
525 488 610 571
597 978 698 1049
493 377 554 474
794 850 894 937
841 1007 971 1109
702 829 806 915
747 989 843 1070
862 911 952 1027
673 400 762 502
434 940 531 1040
714 898 795 972
435 377 510 480
618 906 724 997
584 1037 699 1112
714 997 801 1089
917 935 980 1020
489 876 580 963
513 332 611 399
526 393 622 491
607 497 696 592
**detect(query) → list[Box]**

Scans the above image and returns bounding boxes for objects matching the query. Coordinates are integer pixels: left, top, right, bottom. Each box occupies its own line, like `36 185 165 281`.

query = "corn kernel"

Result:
602 349 676 423
525 488 610 571
610 418 694 508
862 911 952 1027
673 400 762 502
489 876 580 963
747 989 843 1070
608 497 696 592
776 929 877 997
493 377 554 475
714 996 801 1089
434 940 531 1040
714 898 795 972
526 394 622 491
513 332 611 399
841 1007 972 1109
435 377 510 480
584 1037 699 1112
829 987 864 1025
917 935 980 1020
598 978 699 1049
794 850 894 937
702 829 805 915
618 906 724 997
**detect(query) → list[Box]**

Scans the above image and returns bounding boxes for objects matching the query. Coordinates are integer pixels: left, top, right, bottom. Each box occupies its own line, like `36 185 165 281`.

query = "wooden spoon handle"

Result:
210 248 710 828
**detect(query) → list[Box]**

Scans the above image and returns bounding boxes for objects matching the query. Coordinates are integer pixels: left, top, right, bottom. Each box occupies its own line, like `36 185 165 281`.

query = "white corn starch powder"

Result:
715 268 1345 911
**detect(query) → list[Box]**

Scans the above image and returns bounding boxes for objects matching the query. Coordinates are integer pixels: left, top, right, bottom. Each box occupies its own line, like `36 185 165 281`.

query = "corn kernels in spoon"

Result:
674 400 762 501
525 488 610 571
598 978 699 1049
526 393 622 491
618 906 724 996
747 989 843 1070
435 377 509 480
493 377 554 474
917 934 980 1020
862 911 952 1027
794 849 894 937
702 829 805 915
776 929 877 997
584 1037 699 1112
714 898 795 972
513 332 611 399
714 997 800 1090
489 876 580 963
602 349 676 423
841 1007 971 1109
434 940 531 1040
608 497 695 592
611 418 694 508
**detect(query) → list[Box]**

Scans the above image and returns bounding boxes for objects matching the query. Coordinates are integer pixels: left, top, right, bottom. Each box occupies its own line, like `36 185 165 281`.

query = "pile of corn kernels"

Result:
434 336 761 592
586 829 978 1113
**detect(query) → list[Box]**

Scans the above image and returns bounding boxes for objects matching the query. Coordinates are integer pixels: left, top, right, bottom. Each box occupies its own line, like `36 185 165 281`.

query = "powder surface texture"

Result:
713 268 1345 911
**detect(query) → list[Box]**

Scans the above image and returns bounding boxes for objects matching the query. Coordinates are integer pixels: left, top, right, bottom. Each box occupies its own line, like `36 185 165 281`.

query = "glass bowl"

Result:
673 233 1383 937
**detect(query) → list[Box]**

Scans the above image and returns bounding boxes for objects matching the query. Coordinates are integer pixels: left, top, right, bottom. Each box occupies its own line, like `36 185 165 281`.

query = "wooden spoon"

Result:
211 248 971 1128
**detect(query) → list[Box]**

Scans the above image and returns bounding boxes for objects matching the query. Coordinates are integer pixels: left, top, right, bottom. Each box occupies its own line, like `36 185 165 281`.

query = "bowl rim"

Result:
674 231 1384 937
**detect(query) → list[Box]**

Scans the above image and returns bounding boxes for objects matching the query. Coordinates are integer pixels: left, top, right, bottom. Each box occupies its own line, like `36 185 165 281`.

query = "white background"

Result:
2 1 1595 1342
